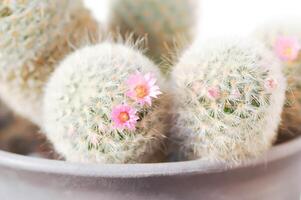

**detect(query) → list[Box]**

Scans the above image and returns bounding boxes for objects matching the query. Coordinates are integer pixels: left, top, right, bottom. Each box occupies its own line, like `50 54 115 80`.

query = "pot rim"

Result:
0 136 300 178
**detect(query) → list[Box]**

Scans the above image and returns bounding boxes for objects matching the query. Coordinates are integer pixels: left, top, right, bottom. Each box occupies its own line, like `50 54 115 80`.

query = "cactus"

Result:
170 38 286 164
0 0 99 125
254 20 301 138
43 42 170 164
109 0 197 71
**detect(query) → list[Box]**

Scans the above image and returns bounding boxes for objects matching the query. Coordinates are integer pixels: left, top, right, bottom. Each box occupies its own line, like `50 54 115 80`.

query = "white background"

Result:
84 0 301 39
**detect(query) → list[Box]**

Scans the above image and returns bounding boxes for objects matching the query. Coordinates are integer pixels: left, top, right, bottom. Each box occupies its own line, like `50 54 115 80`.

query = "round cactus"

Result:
109 0 198 70
170 38 286 163
43 42 170 164
254 20 301 138
0 0 99 125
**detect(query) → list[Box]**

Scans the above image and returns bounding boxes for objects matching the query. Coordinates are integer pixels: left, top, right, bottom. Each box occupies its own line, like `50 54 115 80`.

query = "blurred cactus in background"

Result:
170 38 286 164
0 101 12 129
254 20 301 140
0 0 99 126
0 101 54 159
43 42 170 164
109 0 198 73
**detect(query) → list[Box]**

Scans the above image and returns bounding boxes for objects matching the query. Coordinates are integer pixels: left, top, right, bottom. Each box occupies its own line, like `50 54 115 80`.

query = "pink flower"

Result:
111 104 139 130
126 72 162 106
207 86 221 99
264 78 278 92
274 36 301 62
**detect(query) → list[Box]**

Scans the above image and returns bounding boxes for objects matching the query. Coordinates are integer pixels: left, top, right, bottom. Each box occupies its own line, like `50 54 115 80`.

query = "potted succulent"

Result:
0 1 300 200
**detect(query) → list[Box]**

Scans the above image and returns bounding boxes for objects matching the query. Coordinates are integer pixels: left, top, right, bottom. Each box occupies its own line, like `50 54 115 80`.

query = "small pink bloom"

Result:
126 72 162 106
111 104 139 130
274 36 301 62
207 86 221 99
264 78 278 92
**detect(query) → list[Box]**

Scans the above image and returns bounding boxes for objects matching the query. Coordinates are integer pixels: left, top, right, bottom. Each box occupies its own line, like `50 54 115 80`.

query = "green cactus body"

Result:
170 38 286 164
43 43 170 164
254 20 301 138
0 0 99 125
109 0 197 71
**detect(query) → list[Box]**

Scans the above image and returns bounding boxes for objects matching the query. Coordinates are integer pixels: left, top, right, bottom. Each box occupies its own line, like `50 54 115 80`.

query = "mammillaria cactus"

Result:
0 0 98 125
43 42 170 164
109 0 198 70
254 20 301 138
170 38 286 163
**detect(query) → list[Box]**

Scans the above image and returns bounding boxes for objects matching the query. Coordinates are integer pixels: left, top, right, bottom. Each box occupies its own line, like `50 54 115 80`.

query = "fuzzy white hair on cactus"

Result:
170 38 286 164
0 0 98 125
43 42 170 164
254 20 301 137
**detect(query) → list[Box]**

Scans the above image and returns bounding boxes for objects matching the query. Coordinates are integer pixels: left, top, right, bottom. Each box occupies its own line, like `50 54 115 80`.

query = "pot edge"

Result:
0 136 300 178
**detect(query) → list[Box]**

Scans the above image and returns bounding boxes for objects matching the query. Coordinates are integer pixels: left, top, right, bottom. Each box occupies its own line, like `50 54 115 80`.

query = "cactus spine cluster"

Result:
43 42 170 164
170 38 286 163
0 0 99 125
254 20 301 137
109 0 197 69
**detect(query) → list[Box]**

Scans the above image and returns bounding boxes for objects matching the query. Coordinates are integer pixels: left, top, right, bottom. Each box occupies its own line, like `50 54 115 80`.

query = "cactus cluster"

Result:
109 0 197 69
0 1 292 165
170 38 286 163
0 0 99 125
254 20 301 137
43 43 170 164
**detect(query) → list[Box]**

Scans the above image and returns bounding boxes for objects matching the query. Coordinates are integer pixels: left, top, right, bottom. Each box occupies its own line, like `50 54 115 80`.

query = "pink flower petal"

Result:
207 86 221 100
111 104 138 130
274 36 301 62
264 78 278 92
126 72 162 105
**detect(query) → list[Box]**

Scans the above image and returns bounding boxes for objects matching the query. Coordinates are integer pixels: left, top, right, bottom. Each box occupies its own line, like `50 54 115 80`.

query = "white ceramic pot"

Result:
0 137 300 200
